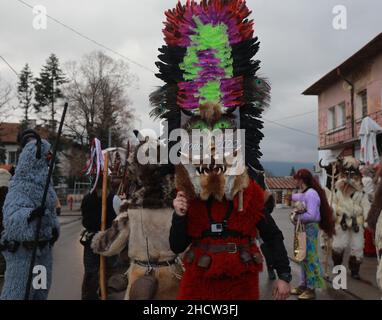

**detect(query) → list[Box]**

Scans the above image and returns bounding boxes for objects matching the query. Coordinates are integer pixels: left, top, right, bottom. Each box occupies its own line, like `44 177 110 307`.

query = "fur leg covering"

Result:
350 227 365 260
1 246 52 300
332 225 349 258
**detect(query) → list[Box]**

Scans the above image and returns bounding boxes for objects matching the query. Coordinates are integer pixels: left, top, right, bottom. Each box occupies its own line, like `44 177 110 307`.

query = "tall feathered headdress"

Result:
150 0 270 176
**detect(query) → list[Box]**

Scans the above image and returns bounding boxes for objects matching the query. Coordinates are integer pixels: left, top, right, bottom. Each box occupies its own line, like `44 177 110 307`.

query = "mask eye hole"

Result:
190 120 208 131
213 120 233 130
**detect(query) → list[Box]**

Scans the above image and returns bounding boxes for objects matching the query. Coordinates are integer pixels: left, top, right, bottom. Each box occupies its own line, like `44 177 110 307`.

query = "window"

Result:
336 102 346 127
327 103 346 131
7 151 18 165
358 90 368 118
327 107 336 130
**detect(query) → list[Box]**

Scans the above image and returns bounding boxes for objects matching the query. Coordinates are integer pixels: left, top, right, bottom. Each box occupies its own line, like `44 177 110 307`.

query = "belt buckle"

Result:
227 243 237 254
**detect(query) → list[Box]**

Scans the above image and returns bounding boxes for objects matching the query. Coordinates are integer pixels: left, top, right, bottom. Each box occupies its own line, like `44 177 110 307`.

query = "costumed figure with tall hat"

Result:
148 0 292 300
331 156 370 279
0 130 60 300
92 135 183 300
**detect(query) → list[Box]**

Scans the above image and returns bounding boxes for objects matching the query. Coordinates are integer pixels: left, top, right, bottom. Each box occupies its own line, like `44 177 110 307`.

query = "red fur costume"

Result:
178 180 264 300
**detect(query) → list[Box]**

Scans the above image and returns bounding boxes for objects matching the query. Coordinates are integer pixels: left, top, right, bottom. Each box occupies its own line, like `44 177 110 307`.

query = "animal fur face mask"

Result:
175 103 249 202
335 156 363 196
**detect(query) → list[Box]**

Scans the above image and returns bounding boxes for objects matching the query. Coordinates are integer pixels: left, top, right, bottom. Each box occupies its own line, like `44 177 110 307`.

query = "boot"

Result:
349 256 361 280
298 289 316 300
291 286 306 295
332 250 344 266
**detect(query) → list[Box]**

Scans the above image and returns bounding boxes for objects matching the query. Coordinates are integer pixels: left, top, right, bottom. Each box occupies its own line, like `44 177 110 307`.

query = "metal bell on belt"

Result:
252 252 264 264
197 255 211 269
185 250 195 264
240 251 253 263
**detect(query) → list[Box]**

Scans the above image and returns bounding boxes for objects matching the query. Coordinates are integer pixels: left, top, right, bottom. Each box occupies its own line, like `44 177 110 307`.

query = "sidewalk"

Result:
273 208 381 300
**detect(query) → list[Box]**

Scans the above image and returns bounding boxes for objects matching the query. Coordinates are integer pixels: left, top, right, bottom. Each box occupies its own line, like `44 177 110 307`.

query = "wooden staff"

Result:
100 151 109 300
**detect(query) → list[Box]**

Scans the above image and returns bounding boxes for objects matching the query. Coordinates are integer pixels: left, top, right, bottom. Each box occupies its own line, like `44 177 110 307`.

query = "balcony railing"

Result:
320 110 382 148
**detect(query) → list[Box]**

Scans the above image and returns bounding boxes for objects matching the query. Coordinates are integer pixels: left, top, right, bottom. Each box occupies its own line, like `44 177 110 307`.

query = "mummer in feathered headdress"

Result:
150 0 292 300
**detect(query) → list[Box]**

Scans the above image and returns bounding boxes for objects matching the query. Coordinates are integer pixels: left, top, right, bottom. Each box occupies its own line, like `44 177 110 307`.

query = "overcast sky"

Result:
1 0 381 163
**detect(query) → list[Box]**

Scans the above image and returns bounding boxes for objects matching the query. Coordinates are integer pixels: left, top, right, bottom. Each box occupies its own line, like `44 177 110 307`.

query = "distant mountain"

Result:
262 161 315 177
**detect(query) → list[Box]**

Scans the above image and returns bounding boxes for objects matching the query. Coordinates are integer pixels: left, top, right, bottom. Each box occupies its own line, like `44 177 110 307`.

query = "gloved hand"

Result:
27 206 46 223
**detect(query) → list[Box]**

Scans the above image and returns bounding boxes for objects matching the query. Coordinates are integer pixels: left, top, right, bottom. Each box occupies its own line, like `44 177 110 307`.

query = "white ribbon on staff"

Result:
88 138 106 194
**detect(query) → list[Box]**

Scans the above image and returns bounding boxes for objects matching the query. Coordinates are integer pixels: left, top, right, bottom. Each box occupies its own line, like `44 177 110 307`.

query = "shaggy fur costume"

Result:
91 146 180 300
92 205 182 300
332 157 370 265
1 140 59 300
178 179 264 300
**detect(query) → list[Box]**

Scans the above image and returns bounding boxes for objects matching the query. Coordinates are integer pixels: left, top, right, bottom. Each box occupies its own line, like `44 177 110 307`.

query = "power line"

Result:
0 55 18 76
263 117 318 137
270 110 317 122
15 0 156 74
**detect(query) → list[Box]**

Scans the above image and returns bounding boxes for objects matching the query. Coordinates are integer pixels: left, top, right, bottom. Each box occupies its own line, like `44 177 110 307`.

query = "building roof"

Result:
0 123 50 144
265 176 297 190
303 33 382 96
0 164 13 172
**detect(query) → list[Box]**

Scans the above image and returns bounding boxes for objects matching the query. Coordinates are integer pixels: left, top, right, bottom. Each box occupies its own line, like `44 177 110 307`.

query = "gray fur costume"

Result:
1 139 59 300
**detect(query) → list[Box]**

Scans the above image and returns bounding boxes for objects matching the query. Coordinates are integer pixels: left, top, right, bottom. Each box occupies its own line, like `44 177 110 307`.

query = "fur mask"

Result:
175 103 249 201
335 156 363 196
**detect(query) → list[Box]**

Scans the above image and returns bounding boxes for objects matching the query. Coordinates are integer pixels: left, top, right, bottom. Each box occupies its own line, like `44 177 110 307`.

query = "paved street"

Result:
0 207 380 300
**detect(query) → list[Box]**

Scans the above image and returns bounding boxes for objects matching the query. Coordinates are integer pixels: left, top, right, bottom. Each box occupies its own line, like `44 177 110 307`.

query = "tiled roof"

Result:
0 123 50 144
265 176 297 190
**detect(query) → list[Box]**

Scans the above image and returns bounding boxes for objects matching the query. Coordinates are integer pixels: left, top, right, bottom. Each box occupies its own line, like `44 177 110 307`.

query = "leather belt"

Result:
133 259 177 268
193 242 252 254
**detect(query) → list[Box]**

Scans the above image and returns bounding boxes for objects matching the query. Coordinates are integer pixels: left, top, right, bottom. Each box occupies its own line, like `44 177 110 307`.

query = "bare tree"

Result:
64 51 134 149
0 77 12 122
0 76 12 163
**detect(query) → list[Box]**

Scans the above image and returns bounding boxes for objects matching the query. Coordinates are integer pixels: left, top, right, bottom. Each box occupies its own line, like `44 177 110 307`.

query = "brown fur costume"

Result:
92 142 182 300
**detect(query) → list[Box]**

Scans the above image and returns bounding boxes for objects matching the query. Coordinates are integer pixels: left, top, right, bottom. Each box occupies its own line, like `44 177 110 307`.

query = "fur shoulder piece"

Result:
91 203 130 256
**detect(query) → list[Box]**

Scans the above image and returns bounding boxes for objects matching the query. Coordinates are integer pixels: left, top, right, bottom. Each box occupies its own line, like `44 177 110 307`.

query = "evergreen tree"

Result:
17 64 34 129
290 166 296 176
34 54 67 130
